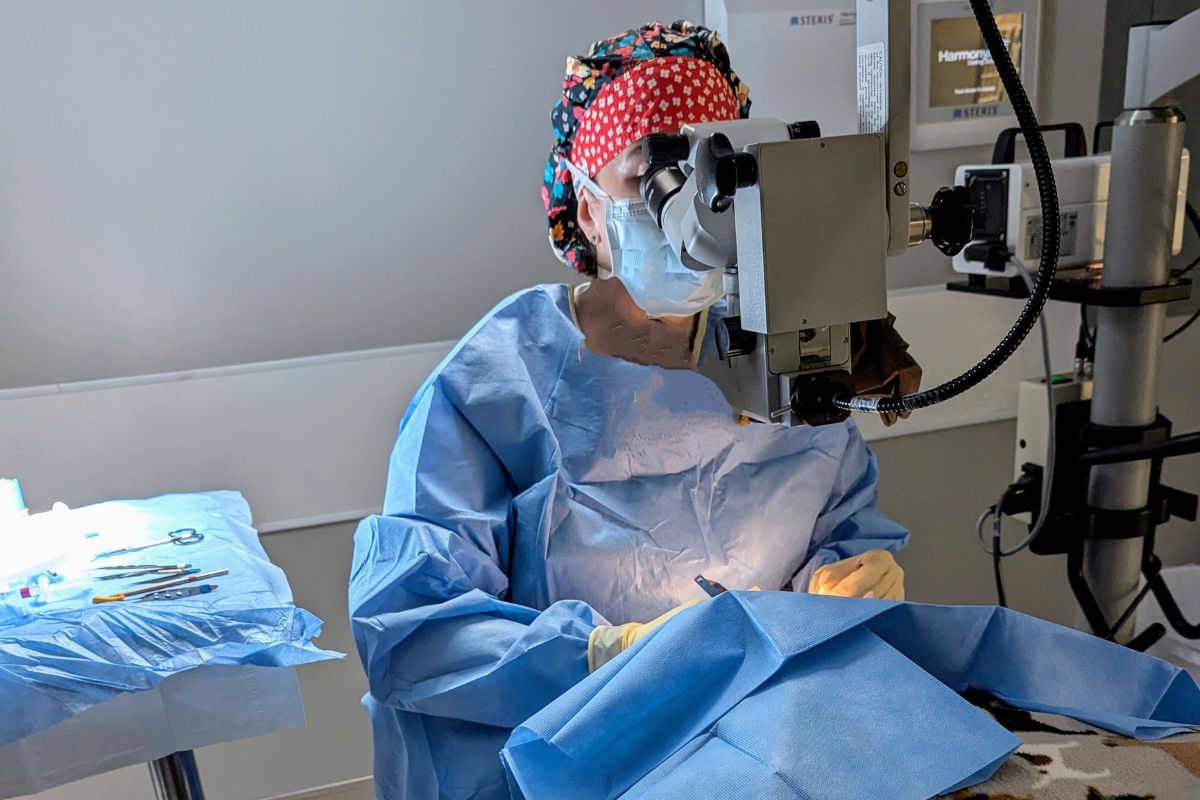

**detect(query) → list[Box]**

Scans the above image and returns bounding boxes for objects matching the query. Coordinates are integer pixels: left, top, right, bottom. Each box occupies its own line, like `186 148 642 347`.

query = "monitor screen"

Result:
928 12 1024 109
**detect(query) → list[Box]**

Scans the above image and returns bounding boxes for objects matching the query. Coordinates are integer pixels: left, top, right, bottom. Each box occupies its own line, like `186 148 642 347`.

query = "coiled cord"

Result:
834 0 1060 415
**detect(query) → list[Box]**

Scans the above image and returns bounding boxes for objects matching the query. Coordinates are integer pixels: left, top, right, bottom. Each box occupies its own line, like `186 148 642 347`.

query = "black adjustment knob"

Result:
642 133 692 166
730 153 758 187
929 186 975 257
789 372 853 427
787 120 822 140
696 133 759 213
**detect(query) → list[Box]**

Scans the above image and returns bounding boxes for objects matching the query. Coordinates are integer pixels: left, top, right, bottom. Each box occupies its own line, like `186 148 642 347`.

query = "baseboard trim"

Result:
262 776 373 800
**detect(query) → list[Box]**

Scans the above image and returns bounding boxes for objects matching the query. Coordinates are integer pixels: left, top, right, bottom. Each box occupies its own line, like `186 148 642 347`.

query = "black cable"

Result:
992 529 1007 607
1080 303 1095 348
1164 305 1200 342
1163 202 1200 342
1176 253 1200 278
835 0 1059 416
1075 317 1092 366
1103 579 1158 642
988 487 1014 607
975 507 1008 603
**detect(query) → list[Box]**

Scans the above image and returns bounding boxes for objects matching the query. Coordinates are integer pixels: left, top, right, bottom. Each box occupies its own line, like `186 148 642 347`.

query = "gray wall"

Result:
0 0 699 390
0 0 1113 391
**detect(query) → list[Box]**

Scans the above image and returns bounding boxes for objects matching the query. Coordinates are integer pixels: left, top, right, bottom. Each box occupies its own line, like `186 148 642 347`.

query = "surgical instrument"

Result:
92 528 204 560
129 568 201 585
92 569 228 603
93 564 194 580
694 575 728 597
136 584 217 602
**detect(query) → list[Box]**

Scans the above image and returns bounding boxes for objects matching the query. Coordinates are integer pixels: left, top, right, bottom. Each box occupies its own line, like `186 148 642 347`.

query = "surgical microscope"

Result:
639 1 1200 651
639 0 983 427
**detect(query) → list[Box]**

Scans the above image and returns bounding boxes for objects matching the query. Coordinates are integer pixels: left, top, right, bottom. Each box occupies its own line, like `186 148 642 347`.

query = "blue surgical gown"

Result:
349 284 908 799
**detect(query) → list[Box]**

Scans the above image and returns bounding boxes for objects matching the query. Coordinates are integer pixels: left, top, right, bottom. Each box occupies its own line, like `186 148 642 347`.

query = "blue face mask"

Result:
568 160 724 318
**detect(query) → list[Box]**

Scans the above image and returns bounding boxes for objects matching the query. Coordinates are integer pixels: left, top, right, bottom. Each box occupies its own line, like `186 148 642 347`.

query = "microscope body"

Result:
647 119 891 424
637 0 972 425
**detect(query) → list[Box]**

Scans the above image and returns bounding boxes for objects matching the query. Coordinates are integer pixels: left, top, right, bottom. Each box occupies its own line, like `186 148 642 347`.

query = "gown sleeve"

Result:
350 373 603 729
791 422 910 592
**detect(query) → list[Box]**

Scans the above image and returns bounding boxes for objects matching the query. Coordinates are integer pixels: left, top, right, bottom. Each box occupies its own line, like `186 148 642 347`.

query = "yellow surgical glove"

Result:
587 599 703 672
807 550 904 601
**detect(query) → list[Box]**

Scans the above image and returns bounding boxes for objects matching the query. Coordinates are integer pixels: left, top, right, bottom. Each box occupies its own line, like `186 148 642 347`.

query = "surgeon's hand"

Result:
807 550 904 600
587 598 704 672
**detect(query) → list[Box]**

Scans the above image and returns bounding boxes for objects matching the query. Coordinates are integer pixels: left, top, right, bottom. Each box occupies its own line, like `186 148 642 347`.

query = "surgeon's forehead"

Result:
603 126 686 180
608 140 648 177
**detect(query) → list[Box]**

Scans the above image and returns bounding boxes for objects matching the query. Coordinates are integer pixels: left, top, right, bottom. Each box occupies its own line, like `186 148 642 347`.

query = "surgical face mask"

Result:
568 160 724 317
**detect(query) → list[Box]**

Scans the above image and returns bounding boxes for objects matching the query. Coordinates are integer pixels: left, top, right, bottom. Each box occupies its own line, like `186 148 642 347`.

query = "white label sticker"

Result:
1026 211 1079 259
857 41 886 134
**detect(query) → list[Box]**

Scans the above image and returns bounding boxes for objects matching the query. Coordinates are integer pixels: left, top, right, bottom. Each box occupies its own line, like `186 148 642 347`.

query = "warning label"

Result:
857 41 886 134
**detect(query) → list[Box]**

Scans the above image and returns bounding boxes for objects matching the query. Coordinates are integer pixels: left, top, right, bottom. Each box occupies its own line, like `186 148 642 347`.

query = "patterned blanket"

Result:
937 697 1200 800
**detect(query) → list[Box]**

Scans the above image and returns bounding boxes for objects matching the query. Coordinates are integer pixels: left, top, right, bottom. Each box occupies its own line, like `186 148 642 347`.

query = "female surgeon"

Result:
350 20 920 800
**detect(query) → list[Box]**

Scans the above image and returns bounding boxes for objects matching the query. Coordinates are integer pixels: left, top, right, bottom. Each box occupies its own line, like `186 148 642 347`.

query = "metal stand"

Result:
149 750 206 800
953 15 1200 650
1083 107 1186 642
996 400 1199 648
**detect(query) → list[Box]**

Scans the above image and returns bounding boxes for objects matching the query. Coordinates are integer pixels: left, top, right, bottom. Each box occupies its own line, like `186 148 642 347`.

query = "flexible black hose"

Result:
993 530 1007 607
1176 202 1200 277
1164 305 1200 342
834 0 1060 415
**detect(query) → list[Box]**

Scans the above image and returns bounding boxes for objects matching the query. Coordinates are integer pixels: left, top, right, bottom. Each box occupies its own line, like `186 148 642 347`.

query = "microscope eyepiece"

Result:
642 133 691 166
639 164 686 227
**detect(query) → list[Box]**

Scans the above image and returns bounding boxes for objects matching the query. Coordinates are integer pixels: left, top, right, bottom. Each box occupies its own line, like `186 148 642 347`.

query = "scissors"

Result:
92 528 205 560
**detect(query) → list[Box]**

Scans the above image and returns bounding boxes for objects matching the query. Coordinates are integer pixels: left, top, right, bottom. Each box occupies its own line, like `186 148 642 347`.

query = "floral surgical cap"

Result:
542 20 751 276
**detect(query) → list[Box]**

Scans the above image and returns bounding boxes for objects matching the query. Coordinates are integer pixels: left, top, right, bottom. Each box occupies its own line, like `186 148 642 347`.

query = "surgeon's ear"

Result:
576 188 607 262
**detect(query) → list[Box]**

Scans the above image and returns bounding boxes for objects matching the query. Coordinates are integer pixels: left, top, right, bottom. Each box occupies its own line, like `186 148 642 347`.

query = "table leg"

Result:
148 750 206 800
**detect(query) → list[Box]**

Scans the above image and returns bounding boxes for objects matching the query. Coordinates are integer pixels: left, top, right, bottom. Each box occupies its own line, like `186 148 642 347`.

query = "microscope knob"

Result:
697 134 759 213
787 120 822 140
929 185 975 257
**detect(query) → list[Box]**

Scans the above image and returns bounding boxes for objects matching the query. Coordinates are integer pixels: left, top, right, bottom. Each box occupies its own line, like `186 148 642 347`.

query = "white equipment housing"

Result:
1012 373 1092 524
953 150 1190 278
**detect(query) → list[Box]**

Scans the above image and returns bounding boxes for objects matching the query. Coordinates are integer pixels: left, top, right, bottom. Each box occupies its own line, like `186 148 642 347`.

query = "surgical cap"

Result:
542 20 751 275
